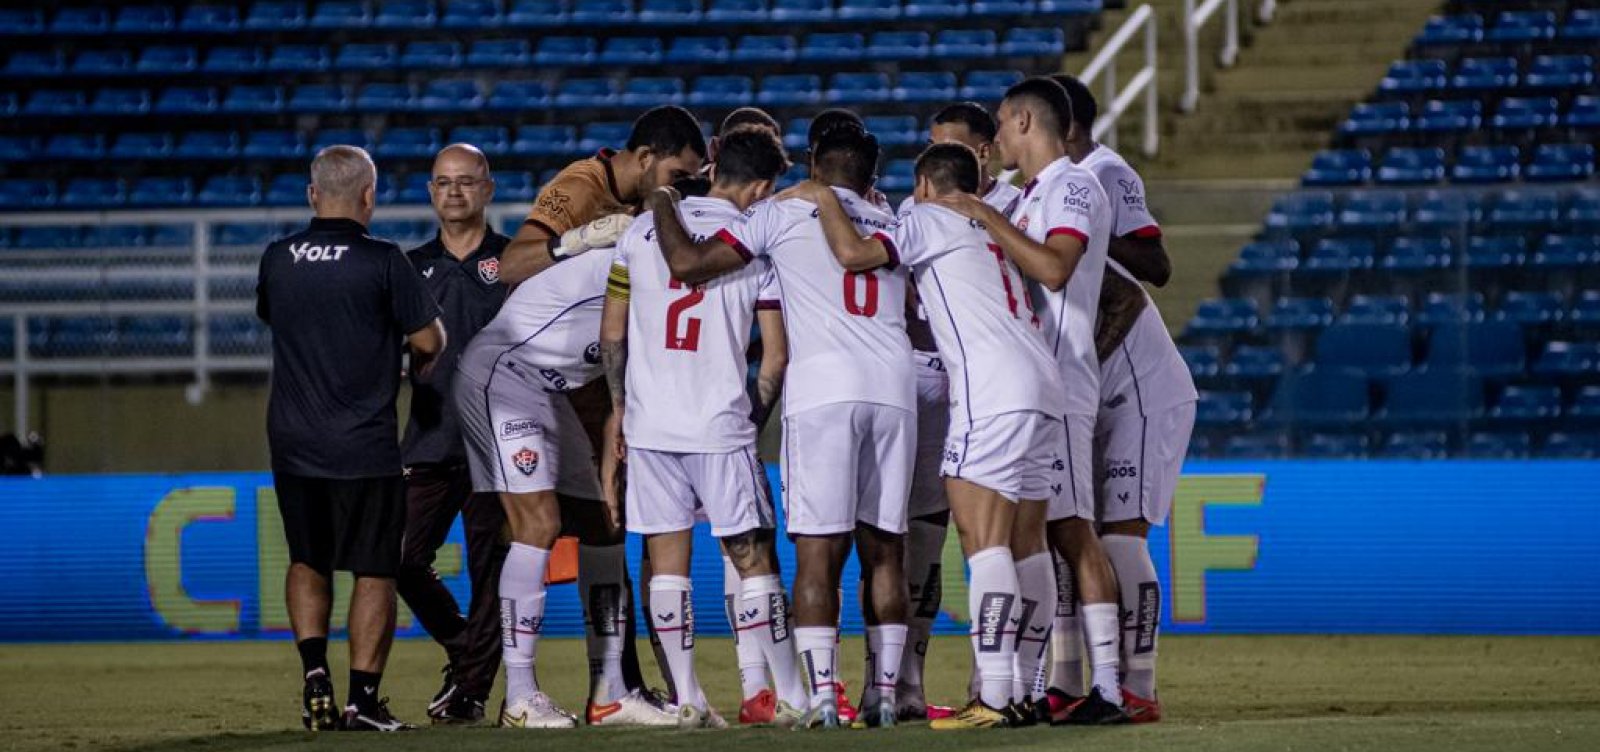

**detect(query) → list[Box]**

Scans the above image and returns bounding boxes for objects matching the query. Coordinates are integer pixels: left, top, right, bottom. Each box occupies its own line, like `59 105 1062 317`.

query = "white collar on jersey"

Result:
1023 155 1075 197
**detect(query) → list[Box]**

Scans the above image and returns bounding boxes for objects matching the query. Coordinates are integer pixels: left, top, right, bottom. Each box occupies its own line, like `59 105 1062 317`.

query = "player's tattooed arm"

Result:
925 193 1082 291
1108 234 1172 288
751 308 788 429
779 181 891 271
1094 271 1149 362
647 187 748 285
599 295 629 413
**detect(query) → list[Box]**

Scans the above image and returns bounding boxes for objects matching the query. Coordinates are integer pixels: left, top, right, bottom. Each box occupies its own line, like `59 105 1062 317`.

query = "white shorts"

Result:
781 402 915 536
456 371 560 495
909 354 951 518
625 445 775 537
1048 414 1097 521
1094 401 1195 525
942 410 1065 503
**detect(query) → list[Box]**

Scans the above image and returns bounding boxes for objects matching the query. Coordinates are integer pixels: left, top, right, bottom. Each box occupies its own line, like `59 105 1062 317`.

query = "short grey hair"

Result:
310 145 376 203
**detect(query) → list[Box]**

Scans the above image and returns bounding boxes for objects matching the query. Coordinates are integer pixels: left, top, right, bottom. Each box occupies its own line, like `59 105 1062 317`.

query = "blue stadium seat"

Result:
375 0 437 28
1038 0 1101 12
906 0 971 19
203 46 265 74
468 39 532 67
781 118 811 150
507 0 573 27
24 89 86 116
879 159 915 192
289 84 348 113
894 71 957 102
1413 99 1481 134
554 78 619 107
1262 369 1370 424
1266 296 1334 331
265 174 309 207
1195 390 1253 425
1486 10 1556 43
127 177 194 207
1377 147 1446 185
597 37 663 65
621 77 686 106
401 41 463 68
1180 345 1221 380
492 171 537 201
354 82 415 112
395 173 432 204
441 0 502 28
1411 190 1478 230
839 0 900 20
487 80 552 111
1451 56 1517 92
1493 97 1559 130
1302 238 1376 274
1489 191 1559 231
375 128 440 159
214 223 277 247
155 87 219 114
758 74 820 106
1 91 20 117
1231 240 1300 275
666 36 731 63
10 226 76 247
4 50 65 76
223 85 286 114
1339 294 1409 326
1568 386 1600 424
60 178 125 208
865 116 919 146
1526 144 1596 183
1302 149 1371 187
1426 321 1525 378
1337 190 1405 231
705 0 768 23
1382 236 1453 275
175 131 240 159
513 125 580 156
1490 384 1561 422
827 72 891 104
1565 9 1600 41
1571 289 1600 328
1264 191 1334 232
43 134 104 160
1315 323 1410 376
580 122 633 152
267 44 332 72
1221 433 1289 459
1525 55 1594 90
961 69 1022 100
180 5 240 32
0 8 47 36
309 1 371 29
1530 234 1593 275
972 0 1030 15
120 316 192 357
336 42 399 70
935 29 999 59
242 130 306 159
1496 290 1564 325
1464 235 1528 272
1532 341 1600 379
1381 368 1484 424
245 1 309 30
1302 433 1371 459
1185 297 1260 336
1379 59 1447 96
52 6 111 33
571 0 635 24
109 132 173 160
310 128 372 154
73 49 132 75
1380 430 1450 458
0 135 35 160
1564 189 1600 232
420 79 483 110
1223 345 1285 383
88 88 152 116
137 45 199 74
733 35 798 62
1462 431 1531 459
801 33 865 62
1001 27 1065 56
1542 432 1600 459
210 314 271 355
1340 102 1408 138
536 37 599 65
771 0 833 22
148 224 194 247
639 0 703 23
689 75 755 107
868 31 930 60
1453 145 1519 184
42 317 119 357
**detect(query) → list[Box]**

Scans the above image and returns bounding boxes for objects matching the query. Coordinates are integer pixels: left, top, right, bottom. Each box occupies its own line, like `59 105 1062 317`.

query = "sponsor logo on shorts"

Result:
539 368 569 391
1105 459 1139 479
512 447 539 475
1133 582 1160 654
976 593 1015 653
500 418 541 440
478 257 500 284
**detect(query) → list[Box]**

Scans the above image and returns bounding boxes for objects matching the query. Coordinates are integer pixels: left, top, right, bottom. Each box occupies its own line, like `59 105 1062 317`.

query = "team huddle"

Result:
258 73 1195 734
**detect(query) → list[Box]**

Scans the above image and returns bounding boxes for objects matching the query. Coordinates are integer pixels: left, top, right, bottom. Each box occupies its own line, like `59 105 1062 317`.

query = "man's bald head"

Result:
430 143 495 225
433 143 490 179
309 145 377 222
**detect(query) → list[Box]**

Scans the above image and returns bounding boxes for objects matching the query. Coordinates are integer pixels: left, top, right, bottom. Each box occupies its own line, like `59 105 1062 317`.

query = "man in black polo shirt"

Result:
396 144 511 724
257 145 445 733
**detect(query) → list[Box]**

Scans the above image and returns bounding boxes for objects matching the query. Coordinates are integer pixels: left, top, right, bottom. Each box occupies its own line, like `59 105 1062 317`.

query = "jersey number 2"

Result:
843 270 879 317
666 279 704 351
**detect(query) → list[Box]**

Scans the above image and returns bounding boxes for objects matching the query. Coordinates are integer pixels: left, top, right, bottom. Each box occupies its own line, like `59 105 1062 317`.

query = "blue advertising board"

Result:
1 461 1597 642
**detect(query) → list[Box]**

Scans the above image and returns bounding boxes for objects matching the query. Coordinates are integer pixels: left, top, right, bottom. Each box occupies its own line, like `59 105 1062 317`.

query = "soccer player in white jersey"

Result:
932 77 1130 724
597 126 807 729
1049 74 1197 724
647 122 914 729
789 142 1071 729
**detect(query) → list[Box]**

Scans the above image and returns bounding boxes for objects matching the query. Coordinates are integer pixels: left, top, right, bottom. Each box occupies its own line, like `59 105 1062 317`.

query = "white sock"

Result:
1049 552 1086 696
1104 534 1160 699
500 542 550 703
900 518 946 698
741 575 807 709
723 557 770 700
649 575 704 708
1013 552 1056 702
578 544 629 704
1082 602 1122 705
794 626 838 710
864 624 907 709
966 546 1019 709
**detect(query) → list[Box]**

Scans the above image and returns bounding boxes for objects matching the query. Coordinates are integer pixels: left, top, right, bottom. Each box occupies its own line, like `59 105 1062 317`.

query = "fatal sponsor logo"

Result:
1117 179 1147 209
512 447 539 475
1062 182 1092 211
288 242 349 263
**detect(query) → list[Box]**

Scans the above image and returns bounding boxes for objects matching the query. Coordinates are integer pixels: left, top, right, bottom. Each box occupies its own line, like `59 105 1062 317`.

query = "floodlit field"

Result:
3 635 1596 752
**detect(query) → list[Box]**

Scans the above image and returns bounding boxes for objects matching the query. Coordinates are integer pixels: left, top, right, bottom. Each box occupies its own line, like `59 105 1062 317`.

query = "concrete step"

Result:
1138 148 1320 181
1149 223 1262 335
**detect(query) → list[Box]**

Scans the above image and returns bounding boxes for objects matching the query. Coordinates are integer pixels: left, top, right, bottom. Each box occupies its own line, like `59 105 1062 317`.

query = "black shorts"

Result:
274 472 405 577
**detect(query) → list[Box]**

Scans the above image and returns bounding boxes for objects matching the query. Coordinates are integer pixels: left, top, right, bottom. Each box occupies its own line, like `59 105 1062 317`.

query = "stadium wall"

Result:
2 462 1597 642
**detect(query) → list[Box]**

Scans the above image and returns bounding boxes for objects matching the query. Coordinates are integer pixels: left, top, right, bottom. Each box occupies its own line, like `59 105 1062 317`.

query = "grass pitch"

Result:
2 635 1596 752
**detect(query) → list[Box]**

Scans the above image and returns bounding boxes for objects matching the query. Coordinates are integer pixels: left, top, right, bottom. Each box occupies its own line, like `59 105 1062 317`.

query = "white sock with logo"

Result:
900 518 946 699
648 575 704 709
794 626 838 710
740 574 806 709
1049 553 1087 697
1103 534 1160 699
723 556 770 701
864 624 908 709
578 544 629 704
500 543 550 703
1082 602 1123 706
1013 552 1057 702
966 546 1019 709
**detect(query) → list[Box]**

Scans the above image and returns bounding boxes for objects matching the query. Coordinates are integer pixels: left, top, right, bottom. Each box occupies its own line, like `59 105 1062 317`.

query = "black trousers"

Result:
398 463 507 700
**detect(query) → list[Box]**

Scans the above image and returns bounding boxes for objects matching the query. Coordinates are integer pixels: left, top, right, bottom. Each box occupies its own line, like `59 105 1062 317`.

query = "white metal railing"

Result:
1182 0 1281 113
1079 3 1159 158
0 204 534 435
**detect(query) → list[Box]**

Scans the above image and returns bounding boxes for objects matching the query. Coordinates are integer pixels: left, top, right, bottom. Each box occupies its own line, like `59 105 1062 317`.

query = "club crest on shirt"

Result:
478 257 500 284
1017 214 1031 232
512 447 539 475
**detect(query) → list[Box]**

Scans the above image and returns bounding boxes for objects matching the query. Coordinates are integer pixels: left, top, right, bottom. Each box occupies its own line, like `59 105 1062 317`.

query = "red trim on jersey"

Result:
1129 224 1163 240
755 300 782 311
872 231 900 270
1046 227 1089 244
714 228 754 261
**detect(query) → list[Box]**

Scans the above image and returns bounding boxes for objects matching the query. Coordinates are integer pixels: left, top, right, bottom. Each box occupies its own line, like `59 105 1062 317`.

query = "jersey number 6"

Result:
843 270 879 317
666 279 704 351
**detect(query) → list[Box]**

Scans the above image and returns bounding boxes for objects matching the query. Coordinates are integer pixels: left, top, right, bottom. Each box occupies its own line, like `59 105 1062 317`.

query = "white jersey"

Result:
895 203 1066 425
895 178 1023 220
718 186 913 416
615 196 780 452
458 250 608 391
1011 156 1111 417
1078 145 1197 415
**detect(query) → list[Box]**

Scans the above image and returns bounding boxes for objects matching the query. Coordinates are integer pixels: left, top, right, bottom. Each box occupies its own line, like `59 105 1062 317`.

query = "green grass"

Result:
3 636 1597 752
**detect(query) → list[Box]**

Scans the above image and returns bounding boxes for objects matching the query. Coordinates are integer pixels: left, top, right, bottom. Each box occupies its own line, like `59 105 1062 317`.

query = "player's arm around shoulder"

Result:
926 190 1076 291
777 179 893 272
647 186 749 285
501 168 635 286
1102 164 1171 287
